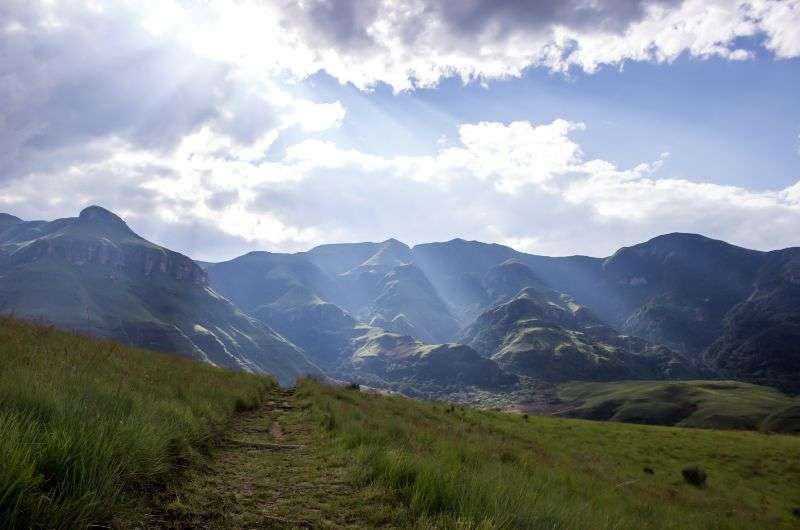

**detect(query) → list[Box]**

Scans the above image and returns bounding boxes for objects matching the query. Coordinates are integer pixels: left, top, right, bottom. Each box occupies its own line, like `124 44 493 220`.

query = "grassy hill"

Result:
557 380 800 432
0 315 274 529
3 315 800 529
298 379 800 529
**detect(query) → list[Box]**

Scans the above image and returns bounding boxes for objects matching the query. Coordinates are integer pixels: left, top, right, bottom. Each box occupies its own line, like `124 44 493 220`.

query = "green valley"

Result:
2 316 799 529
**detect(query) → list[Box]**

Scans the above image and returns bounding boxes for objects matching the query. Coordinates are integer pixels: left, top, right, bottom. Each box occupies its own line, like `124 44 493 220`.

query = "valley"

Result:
3 206 800 425
2 316 799 528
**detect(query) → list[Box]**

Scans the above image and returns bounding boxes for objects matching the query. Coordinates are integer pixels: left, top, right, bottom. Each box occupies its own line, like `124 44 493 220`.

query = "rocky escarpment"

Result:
0 206 319 384
5 206 207 285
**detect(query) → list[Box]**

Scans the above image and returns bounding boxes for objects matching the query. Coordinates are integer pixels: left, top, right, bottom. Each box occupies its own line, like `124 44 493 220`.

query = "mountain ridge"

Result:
3 206 800 394
0 206 321 384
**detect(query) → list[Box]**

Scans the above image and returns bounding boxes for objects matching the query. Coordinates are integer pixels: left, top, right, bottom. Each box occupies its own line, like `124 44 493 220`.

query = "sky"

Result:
1 0 799 261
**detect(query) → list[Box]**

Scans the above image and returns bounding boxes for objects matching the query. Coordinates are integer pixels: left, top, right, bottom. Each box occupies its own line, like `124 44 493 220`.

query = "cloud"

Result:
0 1 345 181
18 0 788 95
268 119 800 256
261 0 800 90
5 115 800 260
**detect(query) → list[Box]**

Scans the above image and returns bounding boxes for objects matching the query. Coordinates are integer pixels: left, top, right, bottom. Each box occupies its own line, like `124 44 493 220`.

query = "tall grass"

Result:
298 379 800 529
0 315 274 529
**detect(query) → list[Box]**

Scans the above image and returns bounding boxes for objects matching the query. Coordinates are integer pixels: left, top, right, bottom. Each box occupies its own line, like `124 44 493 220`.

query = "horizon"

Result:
2 203 794 263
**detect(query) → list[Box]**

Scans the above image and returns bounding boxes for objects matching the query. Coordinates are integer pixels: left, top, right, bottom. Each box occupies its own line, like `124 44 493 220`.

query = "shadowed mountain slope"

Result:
461 286 701 381
346 326 517 394
705 248 800 393
206 231 800 390
206 251 341 313
0 206 319 384
8 206 799 392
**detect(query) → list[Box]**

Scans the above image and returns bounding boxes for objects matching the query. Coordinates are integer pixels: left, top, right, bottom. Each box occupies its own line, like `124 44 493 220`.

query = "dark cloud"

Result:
430 0 683 37
281 0 380 50
279 0 683 52
131 216 259 262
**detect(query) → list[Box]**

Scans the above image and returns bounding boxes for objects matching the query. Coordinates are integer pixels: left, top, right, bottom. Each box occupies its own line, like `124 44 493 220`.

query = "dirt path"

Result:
138 388 397 529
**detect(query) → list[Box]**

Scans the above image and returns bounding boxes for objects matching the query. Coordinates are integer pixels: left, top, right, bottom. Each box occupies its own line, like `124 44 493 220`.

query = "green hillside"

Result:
557 380 800 432
3 315 800 529
299 379 800 529
0 315 273 529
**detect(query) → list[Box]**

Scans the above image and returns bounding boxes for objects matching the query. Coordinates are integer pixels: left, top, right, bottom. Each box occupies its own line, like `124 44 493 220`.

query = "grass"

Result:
4 313 800 529
0 315 274 529
297 378 800 529
557 380 800 432
141 387 405 529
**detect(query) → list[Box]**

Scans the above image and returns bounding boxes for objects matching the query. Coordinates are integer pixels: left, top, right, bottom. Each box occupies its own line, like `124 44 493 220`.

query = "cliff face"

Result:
0 206 319 384
4 206 207 285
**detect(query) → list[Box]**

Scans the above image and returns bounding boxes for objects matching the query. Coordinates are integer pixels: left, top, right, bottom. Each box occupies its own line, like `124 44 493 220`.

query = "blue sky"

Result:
289 51 800 189
1 1 799 260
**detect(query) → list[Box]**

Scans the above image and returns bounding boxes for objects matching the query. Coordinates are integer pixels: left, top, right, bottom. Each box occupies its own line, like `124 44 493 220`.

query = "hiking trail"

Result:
139 388 396 529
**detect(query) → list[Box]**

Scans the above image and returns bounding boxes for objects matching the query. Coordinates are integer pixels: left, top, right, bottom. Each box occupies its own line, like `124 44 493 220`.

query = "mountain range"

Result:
2 206 799 395
0 207 319 384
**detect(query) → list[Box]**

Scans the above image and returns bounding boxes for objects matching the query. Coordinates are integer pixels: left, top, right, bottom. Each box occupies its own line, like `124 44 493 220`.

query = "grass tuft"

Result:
681 466 707 487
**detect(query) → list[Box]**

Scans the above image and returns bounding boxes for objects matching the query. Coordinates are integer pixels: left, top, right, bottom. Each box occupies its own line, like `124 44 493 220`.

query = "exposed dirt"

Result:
135 389 397 529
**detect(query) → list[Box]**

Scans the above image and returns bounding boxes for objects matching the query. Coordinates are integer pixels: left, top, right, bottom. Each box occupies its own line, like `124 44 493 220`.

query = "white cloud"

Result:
0 1 346 179
139 0 800 91
9 0 789 96
7 116 800 260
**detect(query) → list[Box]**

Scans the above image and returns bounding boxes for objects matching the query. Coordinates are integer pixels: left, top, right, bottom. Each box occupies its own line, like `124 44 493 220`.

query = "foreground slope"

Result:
3 317 799 529
0 206 318 384
298 379 800 529
0 315 274 529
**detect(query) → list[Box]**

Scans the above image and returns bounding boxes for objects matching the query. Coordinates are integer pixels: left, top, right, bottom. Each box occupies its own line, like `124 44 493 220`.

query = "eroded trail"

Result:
140 388 394 529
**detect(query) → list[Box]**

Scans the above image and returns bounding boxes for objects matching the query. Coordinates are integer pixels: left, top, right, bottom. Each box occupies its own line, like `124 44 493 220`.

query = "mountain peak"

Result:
79 205 123 222
78 205 134 235
0 213 23 226
607 232 759 264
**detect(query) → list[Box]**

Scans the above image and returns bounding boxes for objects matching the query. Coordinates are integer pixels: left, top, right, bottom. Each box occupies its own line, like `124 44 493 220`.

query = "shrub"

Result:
681 466 707 487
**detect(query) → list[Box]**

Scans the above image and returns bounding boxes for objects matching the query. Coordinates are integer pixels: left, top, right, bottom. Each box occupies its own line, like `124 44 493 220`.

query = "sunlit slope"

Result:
557 380 800 432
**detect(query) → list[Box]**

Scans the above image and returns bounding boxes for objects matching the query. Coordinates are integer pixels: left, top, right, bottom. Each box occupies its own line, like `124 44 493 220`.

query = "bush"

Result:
681 466 707 487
